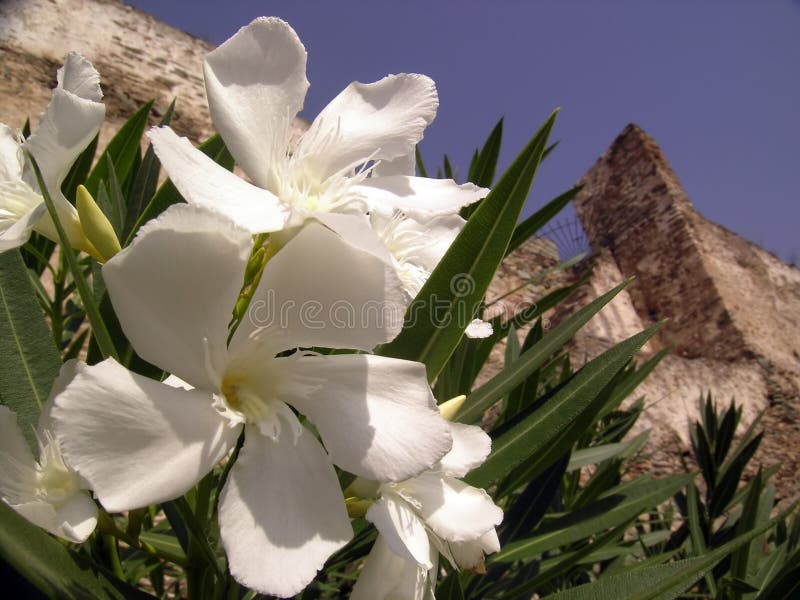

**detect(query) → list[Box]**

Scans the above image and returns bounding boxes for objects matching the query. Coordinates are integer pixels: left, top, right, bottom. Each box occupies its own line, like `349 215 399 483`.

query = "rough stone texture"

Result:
0 0 308 152
559 124 800 502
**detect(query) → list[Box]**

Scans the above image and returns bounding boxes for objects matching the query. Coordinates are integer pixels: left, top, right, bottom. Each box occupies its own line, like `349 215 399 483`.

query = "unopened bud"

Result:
438 395 466 421
76 185 121 261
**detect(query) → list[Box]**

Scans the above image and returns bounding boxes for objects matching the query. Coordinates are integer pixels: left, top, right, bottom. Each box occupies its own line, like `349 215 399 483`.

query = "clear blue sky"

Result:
126 0 800 263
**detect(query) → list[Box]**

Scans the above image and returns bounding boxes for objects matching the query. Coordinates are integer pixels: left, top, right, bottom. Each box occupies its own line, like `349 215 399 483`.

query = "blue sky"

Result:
127 0 800 263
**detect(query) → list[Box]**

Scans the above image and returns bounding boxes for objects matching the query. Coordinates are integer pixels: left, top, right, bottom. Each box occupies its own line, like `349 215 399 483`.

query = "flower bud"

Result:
76 185 121 261
438 394 466 421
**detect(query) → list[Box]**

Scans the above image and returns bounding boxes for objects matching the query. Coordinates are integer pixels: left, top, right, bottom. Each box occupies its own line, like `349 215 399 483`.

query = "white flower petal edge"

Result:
355 176 488 219
438 422 492 478
351 535 437 600
300 73 438 181
0 53 105 253
52 358 238 512
0 368 97 542
371 211 466 300
285 354 453 482
204 16 309 190
237 218 406 351
102 203 252 390
356 418 502 592
409 472 503 543
365 497 432 568
219 420 351 598
147 126 288 233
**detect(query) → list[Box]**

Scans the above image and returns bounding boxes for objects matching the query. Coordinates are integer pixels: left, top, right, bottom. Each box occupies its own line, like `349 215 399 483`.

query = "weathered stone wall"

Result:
567 124 800 501
0 0 216 146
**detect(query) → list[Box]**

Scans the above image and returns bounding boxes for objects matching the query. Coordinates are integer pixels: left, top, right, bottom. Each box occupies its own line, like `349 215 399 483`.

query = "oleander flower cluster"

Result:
0 17 502 599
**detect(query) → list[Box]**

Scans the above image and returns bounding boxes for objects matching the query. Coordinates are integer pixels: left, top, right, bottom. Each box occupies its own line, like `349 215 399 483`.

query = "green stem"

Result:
99 510 189 567
174 496 224 580
103 533 125 580
26 151 119 361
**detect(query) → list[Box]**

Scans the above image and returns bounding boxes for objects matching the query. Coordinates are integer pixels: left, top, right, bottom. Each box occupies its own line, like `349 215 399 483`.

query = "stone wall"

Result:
565 124 800 500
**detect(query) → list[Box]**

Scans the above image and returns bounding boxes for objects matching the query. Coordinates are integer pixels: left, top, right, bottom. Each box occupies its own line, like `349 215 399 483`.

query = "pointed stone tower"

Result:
566 124 800 500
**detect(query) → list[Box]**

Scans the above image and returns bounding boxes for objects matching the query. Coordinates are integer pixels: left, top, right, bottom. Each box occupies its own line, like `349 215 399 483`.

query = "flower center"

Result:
36 433 81 506
221 375 274 425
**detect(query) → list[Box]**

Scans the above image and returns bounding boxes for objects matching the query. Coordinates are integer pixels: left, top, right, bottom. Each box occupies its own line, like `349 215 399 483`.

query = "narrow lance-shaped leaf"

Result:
0 502 156 600
541 518 778 600
379 110 559 381
84 100 153 197
466 323 661 489
457 278 631 424
493 474 693 563
0 251 61 450
123 98 176 241
506 183 582 258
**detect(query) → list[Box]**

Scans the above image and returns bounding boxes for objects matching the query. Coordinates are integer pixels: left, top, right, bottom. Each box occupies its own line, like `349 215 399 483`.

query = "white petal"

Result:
36 359 79 434
0 123 24 181
352 535 434 600
23 53 105 195
355 176 488 218
236 220 406 352
407 473 503 543
447 528 501 571
438 423 491 478
52 359 237 512
13 492 97 543
103 204 251 390
366 496 431 568
57 51 103 102
375 152 416 177
301 74 438 180
148 127 288 233
204 17 308 189
465 318 493 339
219 420 351 598
0 204 46 253
11 492 97 543
404 214 465 273
0 405 36 472
285 354 452 482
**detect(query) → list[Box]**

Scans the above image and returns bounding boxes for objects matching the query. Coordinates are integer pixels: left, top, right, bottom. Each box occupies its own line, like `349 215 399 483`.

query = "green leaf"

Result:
84 101 153 197
466 323 661 489
0 251 61 450
566 431 650 472
542 519 776 600
457 279 631 425
436 572 465 600
494 474 692 563
123 99 176 241
0 502 156 599
506 184 581 258
414 146 428 178
500 453 569 545
379 110 558 381
468 117 503 188
730 469 764 590
754 544 800 599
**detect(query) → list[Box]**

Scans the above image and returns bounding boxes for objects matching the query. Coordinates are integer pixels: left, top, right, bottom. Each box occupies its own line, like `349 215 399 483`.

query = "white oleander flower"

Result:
0 365 97 543
146 17 487 237
0 53 105 255
351 414 503 600
51 203 453 598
